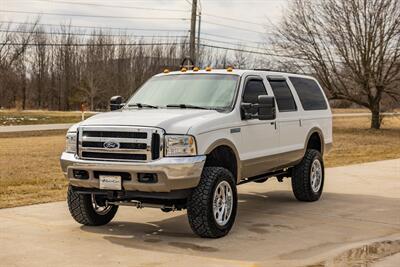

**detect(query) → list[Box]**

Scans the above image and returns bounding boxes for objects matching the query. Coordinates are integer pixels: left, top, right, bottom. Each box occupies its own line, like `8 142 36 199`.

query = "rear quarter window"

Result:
289 77 328 110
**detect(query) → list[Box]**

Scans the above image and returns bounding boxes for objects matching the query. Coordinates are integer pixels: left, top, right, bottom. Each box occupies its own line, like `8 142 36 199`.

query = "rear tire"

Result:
291 149 324 202
187 167 237 238
67 186 118 226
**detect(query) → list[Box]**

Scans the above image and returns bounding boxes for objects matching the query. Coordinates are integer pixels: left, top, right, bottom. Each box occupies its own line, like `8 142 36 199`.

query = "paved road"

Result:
0 159 399 266
332 112 399 117
0 123 73 133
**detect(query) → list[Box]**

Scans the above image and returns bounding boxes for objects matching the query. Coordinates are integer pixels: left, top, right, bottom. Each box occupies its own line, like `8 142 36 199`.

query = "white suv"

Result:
60 68 332 238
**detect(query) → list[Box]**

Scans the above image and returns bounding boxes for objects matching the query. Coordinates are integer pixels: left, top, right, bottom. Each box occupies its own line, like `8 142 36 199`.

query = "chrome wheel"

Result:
213 180 233 226
91 194 112 215
310 159 322 192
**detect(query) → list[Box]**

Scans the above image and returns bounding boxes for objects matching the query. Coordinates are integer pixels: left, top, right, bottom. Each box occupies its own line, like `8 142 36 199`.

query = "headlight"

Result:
65 132 77 154
165 135 197 157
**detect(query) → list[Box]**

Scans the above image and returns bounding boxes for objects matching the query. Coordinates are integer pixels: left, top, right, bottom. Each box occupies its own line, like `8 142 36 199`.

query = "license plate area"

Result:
99 175 122 190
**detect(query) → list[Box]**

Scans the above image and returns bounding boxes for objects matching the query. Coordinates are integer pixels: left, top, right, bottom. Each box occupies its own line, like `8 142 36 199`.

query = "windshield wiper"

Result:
166 104 209 110
128 103 159 109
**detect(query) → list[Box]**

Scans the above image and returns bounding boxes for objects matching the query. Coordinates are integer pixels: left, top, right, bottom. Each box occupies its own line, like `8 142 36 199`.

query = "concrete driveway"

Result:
0 159 399 267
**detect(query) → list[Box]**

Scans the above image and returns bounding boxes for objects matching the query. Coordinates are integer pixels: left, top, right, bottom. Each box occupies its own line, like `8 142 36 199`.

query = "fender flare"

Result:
304 127 325 155
204 139 241 183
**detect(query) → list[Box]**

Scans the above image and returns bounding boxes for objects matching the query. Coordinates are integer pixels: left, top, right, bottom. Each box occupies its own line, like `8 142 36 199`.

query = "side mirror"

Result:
257 95 276 120
110 96 125 111
241 95 276 120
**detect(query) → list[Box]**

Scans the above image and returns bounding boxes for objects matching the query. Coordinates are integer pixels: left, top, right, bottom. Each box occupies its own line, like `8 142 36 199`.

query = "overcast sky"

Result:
1 0 289 48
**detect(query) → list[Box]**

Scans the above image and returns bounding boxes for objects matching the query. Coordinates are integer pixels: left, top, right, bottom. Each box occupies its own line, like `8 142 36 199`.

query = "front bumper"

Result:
60 152 206 192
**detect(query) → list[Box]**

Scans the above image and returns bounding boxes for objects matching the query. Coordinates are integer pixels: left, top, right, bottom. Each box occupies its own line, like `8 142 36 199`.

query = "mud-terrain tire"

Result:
67 186 118 226
187 167 237 238
292 149 324 202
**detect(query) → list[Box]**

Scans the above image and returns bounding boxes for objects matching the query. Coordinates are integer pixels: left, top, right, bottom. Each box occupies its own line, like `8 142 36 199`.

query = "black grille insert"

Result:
82 141 147 150
83 131 147 139
151 133 160 160
82 152 147 161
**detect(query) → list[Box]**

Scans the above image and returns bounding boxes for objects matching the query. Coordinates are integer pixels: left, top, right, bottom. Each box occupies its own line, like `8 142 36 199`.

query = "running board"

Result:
238 169 290 185
106 200 176 210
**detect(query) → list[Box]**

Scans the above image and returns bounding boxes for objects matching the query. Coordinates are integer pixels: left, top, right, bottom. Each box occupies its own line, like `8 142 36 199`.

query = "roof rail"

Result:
253 68 286 73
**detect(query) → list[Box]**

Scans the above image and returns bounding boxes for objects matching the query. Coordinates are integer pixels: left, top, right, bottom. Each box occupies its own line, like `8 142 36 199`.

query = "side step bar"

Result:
106 200 176 210
238 169 290 185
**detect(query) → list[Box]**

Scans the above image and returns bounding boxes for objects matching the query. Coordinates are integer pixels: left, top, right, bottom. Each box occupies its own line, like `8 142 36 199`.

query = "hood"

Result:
73 108 223 134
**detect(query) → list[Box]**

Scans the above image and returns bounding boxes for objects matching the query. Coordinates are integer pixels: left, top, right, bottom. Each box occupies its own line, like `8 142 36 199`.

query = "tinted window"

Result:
242 79 267 114
269 79 297 112
289 77 327 110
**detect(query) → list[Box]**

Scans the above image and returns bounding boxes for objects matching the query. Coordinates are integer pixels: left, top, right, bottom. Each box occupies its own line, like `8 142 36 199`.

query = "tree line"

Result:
0 22 187 111
0 21 265 112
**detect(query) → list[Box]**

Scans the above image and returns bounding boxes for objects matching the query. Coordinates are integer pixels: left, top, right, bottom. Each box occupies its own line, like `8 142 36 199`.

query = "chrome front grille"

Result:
77 126 163 162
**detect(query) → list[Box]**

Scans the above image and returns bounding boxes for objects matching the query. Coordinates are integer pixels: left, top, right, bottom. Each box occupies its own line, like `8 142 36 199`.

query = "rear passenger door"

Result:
267 76 304 161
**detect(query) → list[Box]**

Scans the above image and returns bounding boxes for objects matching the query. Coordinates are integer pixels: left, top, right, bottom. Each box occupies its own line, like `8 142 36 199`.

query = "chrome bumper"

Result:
60 152 206 192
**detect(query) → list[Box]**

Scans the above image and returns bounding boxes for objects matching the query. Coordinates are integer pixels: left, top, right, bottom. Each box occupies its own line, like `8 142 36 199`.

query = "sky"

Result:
0 0 289 51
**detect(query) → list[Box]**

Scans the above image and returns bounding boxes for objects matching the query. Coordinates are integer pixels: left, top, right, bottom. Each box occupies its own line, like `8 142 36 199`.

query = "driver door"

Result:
239 76 279 178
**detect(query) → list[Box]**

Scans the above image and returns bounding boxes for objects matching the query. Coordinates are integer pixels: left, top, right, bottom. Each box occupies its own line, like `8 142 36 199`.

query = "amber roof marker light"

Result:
205 67 212 72
181 67 187 72
227 67 233 72
193 67 200 71
163 69 170 73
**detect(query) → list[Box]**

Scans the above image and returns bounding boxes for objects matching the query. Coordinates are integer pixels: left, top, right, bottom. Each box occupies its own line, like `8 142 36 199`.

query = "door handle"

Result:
270 121 277 130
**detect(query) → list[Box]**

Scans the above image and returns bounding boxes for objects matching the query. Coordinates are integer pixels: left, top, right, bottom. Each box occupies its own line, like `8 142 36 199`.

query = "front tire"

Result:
187 167 237 238
67 186 118 226
291 149 324 202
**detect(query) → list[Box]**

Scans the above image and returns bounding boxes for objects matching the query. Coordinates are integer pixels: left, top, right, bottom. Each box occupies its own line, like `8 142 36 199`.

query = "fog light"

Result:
138 173 158 183
73 170 89 180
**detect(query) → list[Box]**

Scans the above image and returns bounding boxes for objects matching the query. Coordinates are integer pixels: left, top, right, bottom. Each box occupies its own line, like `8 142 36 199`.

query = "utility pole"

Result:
189 0 198 66
196 11 201 66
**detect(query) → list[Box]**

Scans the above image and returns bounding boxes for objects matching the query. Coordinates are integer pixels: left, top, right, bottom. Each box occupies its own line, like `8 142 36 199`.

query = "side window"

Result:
268 79 297 112
289 77 328 110
242 78 267 115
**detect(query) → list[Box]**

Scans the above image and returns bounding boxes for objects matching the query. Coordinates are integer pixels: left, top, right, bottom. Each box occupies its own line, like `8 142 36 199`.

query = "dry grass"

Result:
0 116 399 209
0 132 67 208
325 116 400 167
0 109 94 126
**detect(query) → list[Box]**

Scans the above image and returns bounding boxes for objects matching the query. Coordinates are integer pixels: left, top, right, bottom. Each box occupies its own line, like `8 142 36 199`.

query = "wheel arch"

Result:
304 127 325 155
204 139 241 183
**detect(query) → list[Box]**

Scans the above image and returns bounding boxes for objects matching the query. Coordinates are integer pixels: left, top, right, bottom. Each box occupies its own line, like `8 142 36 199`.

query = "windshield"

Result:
126 74 239 110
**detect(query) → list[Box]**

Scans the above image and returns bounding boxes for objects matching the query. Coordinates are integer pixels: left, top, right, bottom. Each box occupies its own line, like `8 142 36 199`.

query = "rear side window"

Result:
268 79 297 112
289 77 328 110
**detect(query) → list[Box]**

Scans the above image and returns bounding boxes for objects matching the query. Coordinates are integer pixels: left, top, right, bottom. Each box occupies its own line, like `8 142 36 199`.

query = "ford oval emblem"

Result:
103 141 120 149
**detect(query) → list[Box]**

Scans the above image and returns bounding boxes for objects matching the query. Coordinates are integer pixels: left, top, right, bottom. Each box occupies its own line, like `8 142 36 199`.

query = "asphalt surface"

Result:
0 123 73 133
0 159 399 267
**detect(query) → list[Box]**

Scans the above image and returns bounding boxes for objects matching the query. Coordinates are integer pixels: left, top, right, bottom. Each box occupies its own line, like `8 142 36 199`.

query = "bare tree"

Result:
273 0 400 129
229 45 248 69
